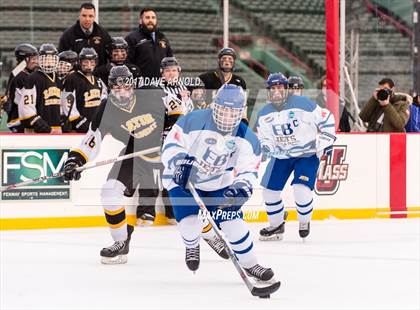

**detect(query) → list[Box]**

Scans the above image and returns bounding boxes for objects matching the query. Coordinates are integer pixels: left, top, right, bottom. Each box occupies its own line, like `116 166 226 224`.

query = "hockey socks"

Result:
262 188 285 228
220 218 257 269
293 184 314 224
101 180 129 242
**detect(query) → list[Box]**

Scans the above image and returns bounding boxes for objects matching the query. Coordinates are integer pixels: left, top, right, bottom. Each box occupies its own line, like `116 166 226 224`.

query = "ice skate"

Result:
100 225 134 264
259 211 288 241
245 264 275 282
185 244 200 272
136 206 155 226
299 222 310 240
203 235 229 259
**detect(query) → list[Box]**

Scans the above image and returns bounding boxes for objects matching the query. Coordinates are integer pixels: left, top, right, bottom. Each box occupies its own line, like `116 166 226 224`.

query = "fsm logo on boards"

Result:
1 149 70 200
315 145 349 195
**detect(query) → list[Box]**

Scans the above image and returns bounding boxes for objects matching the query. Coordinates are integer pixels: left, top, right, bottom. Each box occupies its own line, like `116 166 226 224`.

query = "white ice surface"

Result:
1 219 419 310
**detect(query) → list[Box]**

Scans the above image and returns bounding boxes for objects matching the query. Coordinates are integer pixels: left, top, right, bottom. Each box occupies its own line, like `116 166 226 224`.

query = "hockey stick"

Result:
187 182 281 297
1 146 161 192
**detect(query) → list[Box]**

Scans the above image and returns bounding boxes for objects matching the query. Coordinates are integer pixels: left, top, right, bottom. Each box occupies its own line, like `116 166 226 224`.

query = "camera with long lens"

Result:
377 88 392 101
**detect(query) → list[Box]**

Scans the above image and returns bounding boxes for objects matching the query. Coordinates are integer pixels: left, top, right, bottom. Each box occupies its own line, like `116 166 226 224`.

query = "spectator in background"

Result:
288 75 304 96
359 78 410 132
5 43 39 133
405 94 420 132
125 8 173 79
316 75 353 132
58 3 112 67
95 37 141 85
315 75 327 108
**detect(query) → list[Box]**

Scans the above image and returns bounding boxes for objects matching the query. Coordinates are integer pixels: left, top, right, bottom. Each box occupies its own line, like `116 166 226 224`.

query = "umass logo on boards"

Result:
315 145 349 195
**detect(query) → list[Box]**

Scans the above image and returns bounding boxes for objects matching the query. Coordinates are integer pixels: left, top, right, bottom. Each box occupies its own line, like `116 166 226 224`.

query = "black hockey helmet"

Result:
288 76 304 89
58 50 78 79
109 37 128 65
108 65 135 109
218 47 236 72
218 47 237 60
58 50 78 66
79 47 98 61
14 43 38 62
108 65 133 88
39 43 58 56
38 43 59 73
160 57 180 71
110 37 128 51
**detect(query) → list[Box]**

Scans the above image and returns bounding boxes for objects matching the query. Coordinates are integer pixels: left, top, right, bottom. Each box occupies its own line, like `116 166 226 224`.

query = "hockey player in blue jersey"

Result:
161 84 277 282
256 73 336 240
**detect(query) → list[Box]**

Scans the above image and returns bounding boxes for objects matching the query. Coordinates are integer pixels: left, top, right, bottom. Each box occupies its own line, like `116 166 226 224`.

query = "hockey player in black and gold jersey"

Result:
61 47 107 132
63 65 166 264
5 43 39 132
198 48 248 124
19 43 62 133
198 48 246 105
57 50 78 80
94 37 141 85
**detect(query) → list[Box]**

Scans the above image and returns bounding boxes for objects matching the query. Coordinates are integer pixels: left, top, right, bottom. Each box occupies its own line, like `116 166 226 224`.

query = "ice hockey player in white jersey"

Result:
156 57 230 260
161 84 277 282
256 72 336 240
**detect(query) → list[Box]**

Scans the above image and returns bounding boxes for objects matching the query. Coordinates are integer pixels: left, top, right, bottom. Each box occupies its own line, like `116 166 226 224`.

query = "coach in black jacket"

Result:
58 3 112 67
125 7 173 78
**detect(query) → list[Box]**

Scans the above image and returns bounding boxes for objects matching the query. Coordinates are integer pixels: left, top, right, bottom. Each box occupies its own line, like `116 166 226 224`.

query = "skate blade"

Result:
259 234 284 241
101 255 128 265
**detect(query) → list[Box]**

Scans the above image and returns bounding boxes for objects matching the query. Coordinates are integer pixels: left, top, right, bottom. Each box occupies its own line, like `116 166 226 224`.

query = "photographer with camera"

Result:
359 78 410 132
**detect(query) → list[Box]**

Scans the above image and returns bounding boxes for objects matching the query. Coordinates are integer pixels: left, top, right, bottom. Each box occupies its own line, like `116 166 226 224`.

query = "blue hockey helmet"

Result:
266 72 288 106
212 84 246 132
266 72 288 89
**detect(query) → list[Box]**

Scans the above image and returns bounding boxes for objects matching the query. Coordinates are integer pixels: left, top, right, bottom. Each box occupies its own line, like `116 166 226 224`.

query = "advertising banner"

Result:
1 148 70 200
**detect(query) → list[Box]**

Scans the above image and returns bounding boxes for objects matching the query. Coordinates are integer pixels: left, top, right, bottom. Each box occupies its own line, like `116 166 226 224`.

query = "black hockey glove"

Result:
30 115 51 133
173 155 198 190
223 181 253 208
63 153 85 181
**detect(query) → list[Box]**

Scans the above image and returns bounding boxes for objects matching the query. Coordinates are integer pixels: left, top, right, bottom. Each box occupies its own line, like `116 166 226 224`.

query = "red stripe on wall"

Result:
389 134 407 218
325 0 340 130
